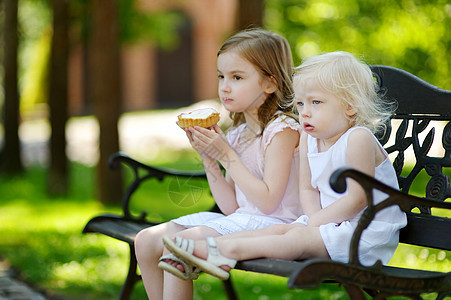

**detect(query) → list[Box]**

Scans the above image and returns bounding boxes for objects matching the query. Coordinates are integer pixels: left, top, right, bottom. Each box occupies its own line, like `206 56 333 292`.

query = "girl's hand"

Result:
188 125 232 162
183 125 209 158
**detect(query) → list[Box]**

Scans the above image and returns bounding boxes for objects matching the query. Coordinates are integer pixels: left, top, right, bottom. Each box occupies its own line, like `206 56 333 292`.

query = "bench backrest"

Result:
370 65 451 251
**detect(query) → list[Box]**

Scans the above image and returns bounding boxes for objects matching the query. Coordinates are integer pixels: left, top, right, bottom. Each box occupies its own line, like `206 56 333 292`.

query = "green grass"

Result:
0 152 449 299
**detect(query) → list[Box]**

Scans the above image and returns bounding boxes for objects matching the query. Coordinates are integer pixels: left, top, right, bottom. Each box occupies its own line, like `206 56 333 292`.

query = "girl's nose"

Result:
220 80 231 93
300 106 311 118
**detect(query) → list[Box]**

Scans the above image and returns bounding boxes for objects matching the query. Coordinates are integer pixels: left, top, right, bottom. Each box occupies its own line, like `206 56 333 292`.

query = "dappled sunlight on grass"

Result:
390 244 450 272
1 200 105 231
50 245 127 296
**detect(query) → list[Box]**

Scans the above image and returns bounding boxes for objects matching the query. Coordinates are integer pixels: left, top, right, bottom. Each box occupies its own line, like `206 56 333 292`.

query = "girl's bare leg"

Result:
162 225 220 300
191 225 329 269
135 221 186 299
162 224 294 273
217 223 296 240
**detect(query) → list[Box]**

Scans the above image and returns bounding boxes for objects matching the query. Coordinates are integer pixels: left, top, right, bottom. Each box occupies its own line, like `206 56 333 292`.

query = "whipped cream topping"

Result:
180 108 218 119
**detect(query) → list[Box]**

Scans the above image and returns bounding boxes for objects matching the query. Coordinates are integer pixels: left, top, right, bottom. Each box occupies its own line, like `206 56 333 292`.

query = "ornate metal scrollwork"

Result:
427 173 451 201
383 117 450 210
443 122 451 154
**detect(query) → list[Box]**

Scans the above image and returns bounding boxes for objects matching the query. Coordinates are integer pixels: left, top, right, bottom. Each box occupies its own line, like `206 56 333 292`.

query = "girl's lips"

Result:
303 122 314 131
222 98 233 103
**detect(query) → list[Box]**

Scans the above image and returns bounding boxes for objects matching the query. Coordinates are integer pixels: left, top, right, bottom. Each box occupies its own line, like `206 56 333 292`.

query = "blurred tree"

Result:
1 0 181 200
265 0 450 88
47 0 69 196
88 0 122 204
237 0 264 29
1 0 23 175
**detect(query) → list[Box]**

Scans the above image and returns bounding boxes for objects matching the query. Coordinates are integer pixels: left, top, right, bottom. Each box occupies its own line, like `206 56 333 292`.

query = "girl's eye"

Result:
313 100 321 104
218 74 224 79
297 102 304 106
233 75 242 80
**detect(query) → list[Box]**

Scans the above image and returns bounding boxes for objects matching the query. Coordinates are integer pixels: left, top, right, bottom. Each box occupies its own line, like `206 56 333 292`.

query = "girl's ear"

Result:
346 104 357 117
264 76 278 94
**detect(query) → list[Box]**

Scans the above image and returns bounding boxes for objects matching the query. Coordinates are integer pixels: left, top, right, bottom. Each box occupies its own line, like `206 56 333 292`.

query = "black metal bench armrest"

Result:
288 257 451 298
329 167 451 267
109 152 207 220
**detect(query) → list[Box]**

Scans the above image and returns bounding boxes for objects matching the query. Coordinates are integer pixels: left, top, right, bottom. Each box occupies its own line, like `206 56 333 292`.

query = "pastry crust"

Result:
177 108 220 128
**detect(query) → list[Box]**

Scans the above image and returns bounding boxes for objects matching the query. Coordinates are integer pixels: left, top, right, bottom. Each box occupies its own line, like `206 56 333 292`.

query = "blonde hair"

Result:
292 51 395 134
218 28 297 133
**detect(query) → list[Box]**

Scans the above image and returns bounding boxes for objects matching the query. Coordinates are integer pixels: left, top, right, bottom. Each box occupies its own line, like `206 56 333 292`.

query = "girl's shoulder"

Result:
346 126 378 144
265 113 300 133
262 114 300 150
347 126 388 157
346 127 387 158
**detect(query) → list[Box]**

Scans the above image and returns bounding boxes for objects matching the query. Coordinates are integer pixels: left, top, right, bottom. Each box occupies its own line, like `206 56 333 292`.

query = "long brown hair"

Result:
218 29 297 134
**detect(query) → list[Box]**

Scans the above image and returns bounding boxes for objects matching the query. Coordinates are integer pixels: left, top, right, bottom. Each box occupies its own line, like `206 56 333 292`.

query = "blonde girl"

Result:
135 29 301 299
162 51 407 281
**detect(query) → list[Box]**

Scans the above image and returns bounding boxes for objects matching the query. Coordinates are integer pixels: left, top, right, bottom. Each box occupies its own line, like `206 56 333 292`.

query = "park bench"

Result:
82 65 451 300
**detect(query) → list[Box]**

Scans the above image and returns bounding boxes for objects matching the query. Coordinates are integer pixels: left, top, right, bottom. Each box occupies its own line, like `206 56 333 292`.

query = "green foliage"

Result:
20 28 51 113
70 0 183 48
265 0 451 89
16 0 51 114
118 0 185 49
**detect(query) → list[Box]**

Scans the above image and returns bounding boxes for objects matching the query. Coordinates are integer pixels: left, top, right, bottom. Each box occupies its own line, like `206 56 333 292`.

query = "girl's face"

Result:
217 51 275 116
294 76 356 150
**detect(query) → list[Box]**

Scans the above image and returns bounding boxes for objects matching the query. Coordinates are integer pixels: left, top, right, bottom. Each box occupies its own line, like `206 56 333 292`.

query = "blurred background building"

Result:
69 0 237 115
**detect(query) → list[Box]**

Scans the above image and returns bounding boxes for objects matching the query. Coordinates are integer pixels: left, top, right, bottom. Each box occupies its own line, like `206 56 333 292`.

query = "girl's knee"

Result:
135 222 182 258
177 225 219 240
135 228 159 258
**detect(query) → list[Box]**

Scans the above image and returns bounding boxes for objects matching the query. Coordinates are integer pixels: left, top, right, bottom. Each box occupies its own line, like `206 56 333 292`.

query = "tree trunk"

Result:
47 0 69 196
1 0 23 175
237 0 264 30
88 0 122 204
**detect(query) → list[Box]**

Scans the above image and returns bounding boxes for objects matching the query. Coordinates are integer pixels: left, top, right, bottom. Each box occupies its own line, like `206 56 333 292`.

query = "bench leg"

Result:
343 283 366 300
119 243 141 300
222 275 238 300
116 244 238 300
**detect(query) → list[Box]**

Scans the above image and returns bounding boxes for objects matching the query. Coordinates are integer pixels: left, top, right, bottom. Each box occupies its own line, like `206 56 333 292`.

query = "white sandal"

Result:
158 253 200 280
162 235 236 280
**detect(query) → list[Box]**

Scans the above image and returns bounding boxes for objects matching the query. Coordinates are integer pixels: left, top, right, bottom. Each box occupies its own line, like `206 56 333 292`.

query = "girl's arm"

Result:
189 124 299 214
185 128 238 215
298 131 322 217
308 129 382 227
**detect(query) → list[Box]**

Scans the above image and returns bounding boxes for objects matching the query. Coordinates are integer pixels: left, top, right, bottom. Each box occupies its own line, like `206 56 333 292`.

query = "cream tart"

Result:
177 108 220 128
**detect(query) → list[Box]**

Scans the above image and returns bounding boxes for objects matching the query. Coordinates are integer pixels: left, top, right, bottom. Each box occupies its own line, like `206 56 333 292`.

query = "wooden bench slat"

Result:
235 258 304 277
83 215 153 244
371 65 451 117
400 213 451 251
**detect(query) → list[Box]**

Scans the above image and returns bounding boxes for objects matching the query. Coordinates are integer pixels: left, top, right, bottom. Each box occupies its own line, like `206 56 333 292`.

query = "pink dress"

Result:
172 114 302 235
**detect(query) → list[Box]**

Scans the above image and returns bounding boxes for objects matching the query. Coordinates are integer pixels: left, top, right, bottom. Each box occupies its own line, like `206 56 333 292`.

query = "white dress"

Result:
297 126 407 266
172 114 302 235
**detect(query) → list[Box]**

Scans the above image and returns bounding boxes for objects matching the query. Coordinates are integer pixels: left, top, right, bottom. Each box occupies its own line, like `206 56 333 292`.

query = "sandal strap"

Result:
175 236 194 255
159 253 185 266
206 237 237 269
159 253 200 279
